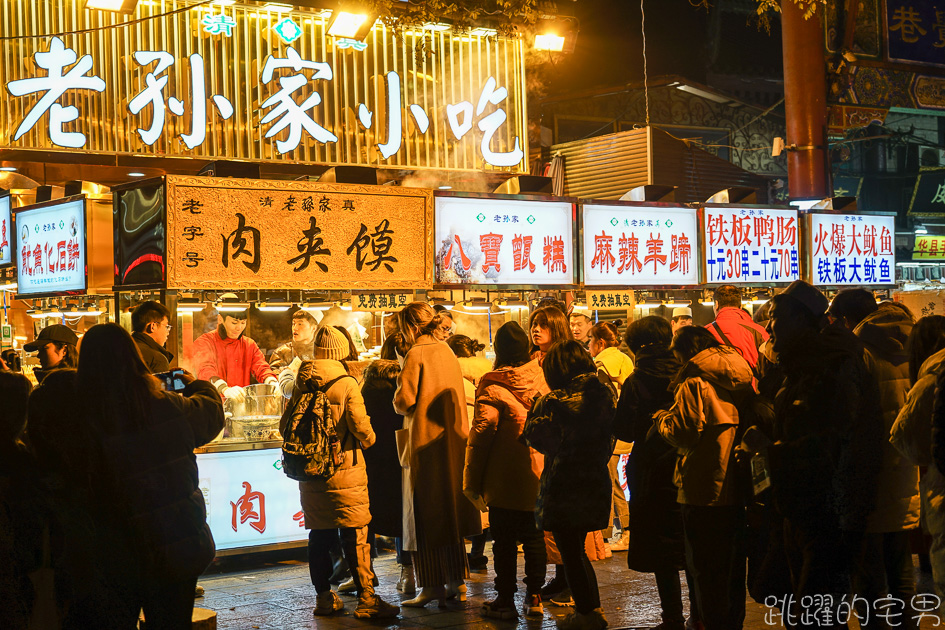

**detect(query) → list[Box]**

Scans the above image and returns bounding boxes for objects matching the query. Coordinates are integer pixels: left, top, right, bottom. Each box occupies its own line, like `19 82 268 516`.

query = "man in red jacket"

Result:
192 308 277 401
706 285 769 370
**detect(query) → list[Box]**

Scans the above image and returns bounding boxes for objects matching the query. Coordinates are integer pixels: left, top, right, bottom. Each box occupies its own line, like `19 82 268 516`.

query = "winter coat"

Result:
193 326 276 390
93 379 224 581
707 307 769 370
393 334 482 550
769 324 884 531
657 345 753 506
269 339 315 372
613 344 684 572
595 346 634 453
281 360 376 530
523 372 616 532
854 305 919 533
458 356 493 427
132 331 173 373
464 359 549 512
892 348 945 467
360 360 404 537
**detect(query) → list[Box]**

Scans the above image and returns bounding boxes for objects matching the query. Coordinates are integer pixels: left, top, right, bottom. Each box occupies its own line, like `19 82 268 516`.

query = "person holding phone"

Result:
131 301 175 373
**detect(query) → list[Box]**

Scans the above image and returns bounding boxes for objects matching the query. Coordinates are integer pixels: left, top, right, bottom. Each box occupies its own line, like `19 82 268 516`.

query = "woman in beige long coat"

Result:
281 326 398 620
393 302 482 607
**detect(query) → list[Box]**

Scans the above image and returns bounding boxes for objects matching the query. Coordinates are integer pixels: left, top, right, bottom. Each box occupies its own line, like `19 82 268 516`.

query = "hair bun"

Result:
612 319 623 328
474 341 486 353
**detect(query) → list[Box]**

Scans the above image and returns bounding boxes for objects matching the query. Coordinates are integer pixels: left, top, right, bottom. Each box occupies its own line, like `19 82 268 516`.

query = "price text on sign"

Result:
583 204 699 286
15 199 86 296
166 176 433 290
914 235 945 260
0 196 10 266
434 196 574 286
586 291 635 309
809 214 895 286
703 207 799 284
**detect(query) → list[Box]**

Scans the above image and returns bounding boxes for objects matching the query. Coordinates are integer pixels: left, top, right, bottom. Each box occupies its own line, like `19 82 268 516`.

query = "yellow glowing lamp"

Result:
84 0 138 13
534 33 566 51
327 11 369 38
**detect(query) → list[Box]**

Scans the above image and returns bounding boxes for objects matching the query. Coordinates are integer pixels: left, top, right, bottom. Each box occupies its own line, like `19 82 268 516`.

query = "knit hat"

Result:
314 326 350 360
494 321 531 367
672 307 692 319
781 280 829 317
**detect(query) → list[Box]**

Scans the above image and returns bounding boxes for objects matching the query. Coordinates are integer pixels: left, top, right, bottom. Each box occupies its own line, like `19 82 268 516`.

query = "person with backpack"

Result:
706 285 769 371
280 326 399 620
588 321 633 552
656 326 753 630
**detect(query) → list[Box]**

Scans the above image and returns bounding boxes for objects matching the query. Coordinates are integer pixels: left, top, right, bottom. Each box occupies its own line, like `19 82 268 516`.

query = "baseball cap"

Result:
24 324 79 352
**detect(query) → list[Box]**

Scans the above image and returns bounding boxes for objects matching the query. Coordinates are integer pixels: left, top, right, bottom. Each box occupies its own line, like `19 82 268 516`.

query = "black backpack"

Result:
281 374 354 481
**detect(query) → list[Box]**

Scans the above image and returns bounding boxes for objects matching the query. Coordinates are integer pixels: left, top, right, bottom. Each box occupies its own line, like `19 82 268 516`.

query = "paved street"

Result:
196 544 938 629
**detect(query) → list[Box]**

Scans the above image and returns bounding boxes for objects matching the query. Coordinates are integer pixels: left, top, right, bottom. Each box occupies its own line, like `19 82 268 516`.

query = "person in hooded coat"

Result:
613 316 688 629
657 326 753 630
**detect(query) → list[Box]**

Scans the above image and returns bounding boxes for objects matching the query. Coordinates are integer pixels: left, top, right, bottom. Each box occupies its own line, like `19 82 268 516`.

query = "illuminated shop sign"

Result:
702 206 800 284
0 195 10 267
582 203 699 286
15 198 87 296
434 196 575 286
807 213 895 286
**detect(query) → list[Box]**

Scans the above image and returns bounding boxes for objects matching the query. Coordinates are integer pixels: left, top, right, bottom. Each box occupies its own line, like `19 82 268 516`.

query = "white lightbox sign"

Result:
197 448 308 551
808 213 895 286
0 196 11 266
435 196 574 286
15 199 87 296
583 203 699 286
703 206 800 284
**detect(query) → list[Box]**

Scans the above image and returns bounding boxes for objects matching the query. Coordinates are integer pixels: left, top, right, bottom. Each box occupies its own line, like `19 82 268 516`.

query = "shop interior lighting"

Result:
256 302 292 312
177 299 204 313
662 300 690 309
300 302 332 312
916 224 929 235
76 303 103 316
128 172 146 177
431 299 455 310
327 10 371 39
216 301 250 312
636 297 663 309
461 300 492 311
0 167 16 172
27 308 47 319
336 301 352 311
84 0 139 13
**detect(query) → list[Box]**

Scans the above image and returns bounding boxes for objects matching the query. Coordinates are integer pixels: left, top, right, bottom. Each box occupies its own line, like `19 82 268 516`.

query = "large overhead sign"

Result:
582 203 699 286
434 195 575 286
15 198 87 296
702 206 800 284
0 4 526 172
807 213 895 286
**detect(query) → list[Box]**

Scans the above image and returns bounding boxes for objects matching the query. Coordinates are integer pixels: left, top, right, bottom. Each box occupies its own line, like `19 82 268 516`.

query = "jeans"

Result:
552 529 600 615
682 504 747 630
490 507 546 597
309 526 375 596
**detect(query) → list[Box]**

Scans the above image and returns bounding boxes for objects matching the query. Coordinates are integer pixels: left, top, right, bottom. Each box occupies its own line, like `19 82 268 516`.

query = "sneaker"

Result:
524 593 543 618
541 575 568 598
337 578 356 594
353 592 399 619
556 608 608 630
396 564 416 595
609 530 630 552
481 597 518 620
313 590 344 616
550 588 574 607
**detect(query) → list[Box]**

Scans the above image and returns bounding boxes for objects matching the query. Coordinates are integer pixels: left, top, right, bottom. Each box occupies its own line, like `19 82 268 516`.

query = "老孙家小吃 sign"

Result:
434 196 574 286
583 203 699 286
808 213 895 286
702 206 799 284
15 198 86 296
166 177 433 290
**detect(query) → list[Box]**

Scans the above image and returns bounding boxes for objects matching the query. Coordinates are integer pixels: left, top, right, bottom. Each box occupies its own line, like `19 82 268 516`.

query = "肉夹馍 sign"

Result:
583 204 699 286
808 214 895 286
0 3 526 172
166 176 433 290
434 196 574 286
0 196 10 266
914 235 945 260
15 199 86 296
702 207 799 284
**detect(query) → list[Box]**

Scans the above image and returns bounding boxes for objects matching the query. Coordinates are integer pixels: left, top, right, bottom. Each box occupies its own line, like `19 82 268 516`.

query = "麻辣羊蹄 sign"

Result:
434 195 575 287
15 198 87 296
0 3 527 173
702 206 800 284
166 176 433 291
807 213 895 286
582 203 699 286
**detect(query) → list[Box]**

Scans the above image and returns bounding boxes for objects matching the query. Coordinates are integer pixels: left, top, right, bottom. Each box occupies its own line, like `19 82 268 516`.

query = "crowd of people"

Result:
4 280 945 630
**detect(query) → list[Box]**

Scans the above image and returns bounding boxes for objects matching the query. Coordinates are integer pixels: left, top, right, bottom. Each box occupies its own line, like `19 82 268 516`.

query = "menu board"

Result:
435 195 574 286
583 203 699 286
15 198 87 296
808 213 895 286
0 195 10 266
702 206 800 284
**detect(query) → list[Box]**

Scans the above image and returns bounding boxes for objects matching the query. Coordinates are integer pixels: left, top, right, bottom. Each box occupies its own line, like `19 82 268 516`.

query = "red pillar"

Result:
781 0 830 200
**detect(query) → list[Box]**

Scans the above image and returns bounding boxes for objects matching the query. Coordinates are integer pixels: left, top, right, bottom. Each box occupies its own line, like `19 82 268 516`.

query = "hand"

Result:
264 376 279 390
464 489 488 512
287 356 302 373
178 369 196 385
223 385 246 402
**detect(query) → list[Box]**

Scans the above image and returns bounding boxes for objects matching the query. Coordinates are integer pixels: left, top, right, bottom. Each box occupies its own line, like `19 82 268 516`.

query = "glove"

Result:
264 376 279 390
223 385 246 402
287 356 302 374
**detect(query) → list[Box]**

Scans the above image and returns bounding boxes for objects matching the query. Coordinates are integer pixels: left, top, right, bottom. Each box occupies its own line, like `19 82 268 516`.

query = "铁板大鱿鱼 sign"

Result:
702 206 799 284
808 213 895 286
166 176 432 290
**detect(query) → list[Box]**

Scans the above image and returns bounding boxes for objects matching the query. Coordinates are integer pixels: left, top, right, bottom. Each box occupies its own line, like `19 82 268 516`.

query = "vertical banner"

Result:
702 206 800 284
807 213 895 286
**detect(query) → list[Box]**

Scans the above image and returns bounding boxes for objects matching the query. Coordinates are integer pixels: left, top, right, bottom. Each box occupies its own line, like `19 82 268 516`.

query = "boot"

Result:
353 592 399 619
541 568 568 597
446 581 467 602
396 563 416 595
402 585 447 608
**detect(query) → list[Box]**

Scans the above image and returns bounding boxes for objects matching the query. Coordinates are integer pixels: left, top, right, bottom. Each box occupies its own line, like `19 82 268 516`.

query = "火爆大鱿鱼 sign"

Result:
702 206 800 284
166 176 433 291
583 203 699 286
15 198 86 296
434 196 574 286
0 2 526 173
807 213 895 286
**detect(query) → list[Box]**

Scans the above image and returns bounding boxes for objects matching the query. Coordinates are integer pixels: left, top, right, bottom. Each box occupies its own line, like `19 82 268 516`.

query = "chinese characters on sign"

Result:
349 292 412 311
15 199 86 296
586 291 636 310
0 196 10 266
166 177 432 290
808 214 895 286
886 4 945 66
583 204 699 286
434 196 574 286
914 235 945 260
703 207 799 284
